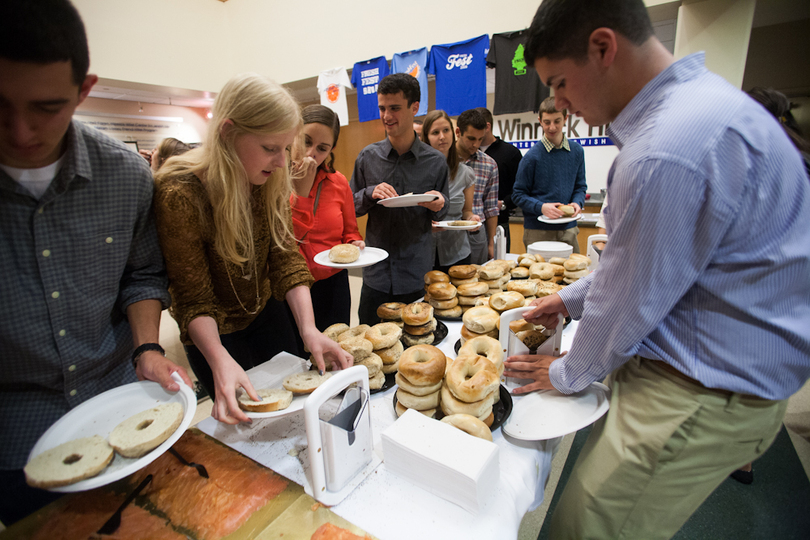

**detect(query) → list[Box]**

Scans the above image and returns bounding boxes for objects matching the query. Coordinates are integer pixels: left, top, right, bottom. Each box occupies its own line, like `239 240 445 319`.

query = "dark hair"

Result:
413 119 424 126
153 138 192 171
539 96 567 118
475 107 494 126
421 110 460 181
456 109 487 134
0 0 90 86
378 73 420 107
301 104 340 173
747 87 810 154
525 0 654 64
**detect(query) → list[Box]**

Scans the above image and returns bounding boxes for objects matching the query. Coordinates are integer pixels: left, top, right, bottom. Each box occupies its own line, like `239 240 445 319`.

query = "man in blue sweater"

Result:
512 96 587 252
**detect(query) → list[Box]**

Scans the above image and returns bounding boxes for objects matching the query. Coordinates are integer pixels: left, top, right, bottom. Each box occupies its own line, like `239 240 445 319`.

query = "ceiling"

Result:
88 0 810 109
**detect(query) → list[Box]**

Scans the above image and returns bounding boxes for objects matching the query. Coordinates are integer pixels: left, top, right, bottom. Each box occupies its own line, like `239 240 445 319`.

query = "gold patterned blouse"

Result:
153 174 314 344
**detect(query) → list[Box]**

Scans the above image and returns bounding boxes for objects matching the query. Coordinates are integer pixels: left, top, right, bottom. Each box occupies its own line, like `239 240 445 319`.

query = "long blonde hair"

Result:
157 73 302 266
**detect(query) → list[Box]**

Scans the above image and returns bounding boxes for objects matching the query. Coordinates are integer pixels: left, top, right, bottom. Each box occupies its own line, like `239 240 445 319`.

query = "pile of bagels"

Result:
321 322 402 389
376 301 439 347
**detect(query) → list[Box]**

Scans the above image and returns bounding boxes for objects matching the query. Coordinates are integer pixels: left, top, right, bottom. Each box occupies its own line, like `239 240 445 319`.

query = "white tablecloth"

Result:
198 318 580 540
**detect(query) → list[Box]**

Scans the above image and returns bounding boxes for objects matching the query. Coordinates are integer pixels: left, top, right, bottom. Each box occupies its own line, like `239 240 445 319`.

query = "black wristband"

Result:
132 343 165 368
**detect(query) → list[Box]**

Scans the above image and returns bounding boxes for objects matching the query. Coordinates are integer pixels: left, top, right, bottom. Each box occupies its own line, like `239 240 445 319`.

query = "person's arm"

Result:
461 183 480 223
188 316 259 424
285 285 353 373
421 160 450 220
128 299 192 391
350 150 391 216
511 153 544 216
337 172 364 245
545 159 733 395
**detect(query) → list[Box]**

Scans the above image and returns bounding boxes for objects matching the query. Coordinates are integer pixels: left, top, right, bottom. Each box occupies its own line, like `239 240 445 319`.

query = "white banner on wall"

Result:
73 112 202 154
491 111 618 193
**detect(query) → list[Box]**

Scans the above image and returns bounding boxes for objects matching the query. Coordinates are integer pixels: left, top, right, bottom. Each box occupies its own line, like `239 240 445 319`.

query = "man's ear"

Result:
589 28 618 67
411 100 420 116
77 74 98 106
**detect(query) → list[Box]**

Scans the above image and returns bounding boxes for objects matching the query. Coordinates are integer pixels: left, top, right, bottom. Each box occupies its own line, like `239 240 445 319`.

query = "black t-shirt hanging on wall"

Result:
486 30 550 115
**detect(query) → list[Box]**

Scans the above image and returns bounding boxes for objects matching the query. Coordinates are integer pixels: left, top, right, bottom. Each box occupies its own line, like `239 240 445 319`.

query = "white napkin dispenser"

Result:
304 366 374 505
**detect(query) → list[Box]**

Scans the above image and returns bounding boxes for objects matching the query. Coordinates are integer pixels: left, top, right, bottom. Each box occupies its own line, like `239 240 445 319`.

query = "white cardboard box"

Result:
381 409 499 514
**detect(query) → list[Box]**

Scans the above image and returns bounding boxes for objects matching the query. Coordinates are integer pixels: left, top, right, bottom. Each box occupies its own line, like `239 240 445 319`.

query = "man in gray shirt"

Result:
351 74 449 325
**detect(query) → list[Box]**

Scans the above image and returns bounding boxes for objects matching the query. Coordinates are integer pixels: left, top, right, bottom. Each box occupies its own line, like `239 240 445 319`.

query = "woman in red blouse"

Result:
290 105 364 331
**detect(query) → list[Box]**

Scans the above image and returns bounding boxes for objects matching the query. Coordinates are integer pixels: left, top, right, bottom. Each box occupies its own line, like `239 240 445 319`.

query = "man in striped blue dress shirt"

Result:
504 1 810 538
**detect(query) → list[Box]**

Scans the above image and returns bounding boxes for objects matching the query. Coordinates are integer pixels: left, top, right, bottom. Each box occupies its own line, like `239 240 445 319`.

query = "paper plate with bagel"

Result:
538 214 583 224
434 220 482 231
26 372 195 492
313 246 388 269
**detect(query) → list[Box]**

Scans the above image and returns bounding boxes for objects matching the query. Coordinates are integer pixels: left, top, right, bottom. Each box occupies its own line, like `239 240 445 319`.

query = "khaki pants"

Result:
523 227 580 254
549 356 787 540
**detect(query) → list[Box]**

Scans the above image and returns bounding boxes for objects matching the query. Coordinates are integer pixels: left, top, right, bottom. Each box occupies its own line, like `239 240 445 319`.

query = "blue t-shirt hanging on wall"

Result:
429 34 489 117
392 48 430 117
351 56 390 123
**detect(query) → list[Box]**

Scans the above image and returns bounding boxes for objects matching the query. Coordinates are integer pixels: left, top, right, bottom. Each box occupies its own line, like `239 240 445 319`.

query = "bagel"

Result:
569 253 592 263
457 294 485 306
377 302 405 321
448 264 478 279
428 282 457 300
564 268 590 279
460 324 499 341
435 305 462 318
395 401 436 418
489 291 525 312
462 305 500 334
536 283 564 297
457 335 505 374
337 324 370 342
401 302 433 326
323 323 350 342
509 319 535 334
381 360 399 374
475 296 492 306
404 317 437 336
564 258 589 271
529 262 555 281
283 371 332 394
424 270 450 285
339 336 373 359
365 322 402 350
450 277 480 288
428 296 459 310
481 278 502 290
480 411 495 427
24 435 115 488
441 414 493 442
354 352 383 377
369 370 386 390
238 388 293 413
328 243 360 263
445 355 500 403
507 279 537 296
109 403 184 458
397 344 446 386
478 265 504 280
524 296 537 305
396 387 440 409
395 372 443 396
457 282 489 296
548 257 568 266
510 267 530 279
440 382 495 417
377 340 403 365
401 332 434 347
517 329 550 350
558 204 575 217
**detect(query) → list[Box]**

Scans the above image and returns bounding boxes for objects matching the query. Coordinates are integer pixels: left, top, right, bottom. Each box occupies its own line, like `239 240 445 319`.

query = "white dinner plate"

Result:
28 373 196 492
434 220 482 231
242 352 315 419
313 247 388 269
538 214 584 224
377 193 439 208
502 382 610 441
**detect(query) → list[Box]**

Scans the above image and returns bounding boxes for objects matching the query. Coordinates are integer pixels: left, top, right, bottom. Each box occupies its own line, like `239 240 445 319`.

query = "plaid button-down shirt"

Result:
0 121 170 469
464 149 500 220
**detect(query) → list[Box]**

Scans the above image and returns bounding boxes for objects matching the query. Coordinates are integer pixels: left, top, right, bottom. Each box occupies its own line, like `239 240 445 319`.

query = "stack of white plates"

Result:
381 409 499 514
527 241 573 260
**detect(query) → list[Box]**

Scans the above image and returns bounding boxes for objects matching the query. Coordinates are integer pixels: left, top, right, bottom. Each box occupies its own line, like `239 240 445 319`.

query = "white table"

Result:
198 317 581 540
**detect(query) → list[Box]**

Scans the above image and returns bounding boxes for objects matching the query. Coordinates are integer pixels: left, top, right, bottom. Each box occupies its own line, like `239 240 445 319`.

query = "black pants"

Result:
433 250 472 275
184 297 297 401
0 468 63 526
357 283 424 325
288 270 352 356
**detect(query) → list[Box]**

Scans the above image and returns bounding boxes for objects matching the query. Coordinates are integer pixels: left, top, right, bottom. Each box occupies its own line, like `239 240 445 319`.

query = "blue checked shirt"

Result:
550 53 810 400
465 149 500 220
0 121 171 469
